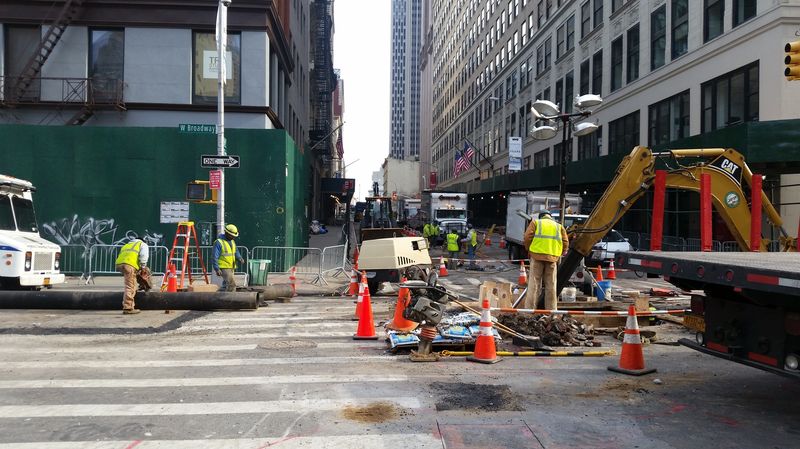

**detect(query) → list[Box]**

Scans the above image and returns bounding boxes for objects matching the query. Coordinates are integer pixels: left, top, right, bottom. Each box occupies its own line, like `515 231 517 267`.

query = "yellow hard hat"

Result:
224 223 239 237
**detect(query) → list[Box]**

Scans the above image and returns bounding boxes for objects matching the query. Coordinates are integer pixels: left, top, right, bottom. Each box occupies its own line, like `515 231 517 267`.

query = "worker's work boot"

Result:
123 308 141 315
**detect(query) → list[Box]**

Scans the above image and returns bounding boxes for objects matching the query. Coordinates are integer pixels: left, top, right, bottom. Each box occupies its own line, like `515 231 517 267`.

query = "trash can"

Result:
248 259 270 286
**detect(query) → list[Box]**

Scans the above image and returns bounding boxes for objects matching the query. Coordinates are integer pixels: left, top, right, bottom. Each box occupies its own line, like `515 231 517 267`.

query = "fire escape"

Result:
1 0 125 125
310 0 336 158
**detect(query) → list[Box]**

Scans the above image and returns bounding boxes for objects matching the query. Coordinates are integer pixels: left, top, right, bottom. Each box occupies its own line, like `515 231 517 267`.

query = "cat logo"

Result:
710 156 742 184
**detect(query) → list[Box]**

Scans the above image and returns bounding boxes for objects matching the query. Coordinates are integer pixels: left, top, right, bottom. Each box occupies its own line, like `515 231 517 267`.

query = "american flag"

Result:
463 141 476 161
454 151 469 176
336 129 344 159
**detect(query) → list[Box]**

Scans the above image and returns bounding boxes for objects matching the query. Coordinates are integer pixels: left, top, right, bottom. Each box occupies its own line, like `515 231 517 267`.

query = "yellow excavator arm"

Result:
556 146 791 293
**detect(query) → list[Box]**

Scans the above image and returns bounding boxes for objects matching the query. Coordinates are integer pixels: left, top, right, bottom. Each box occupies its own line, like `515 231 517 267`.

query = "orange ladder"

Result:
161 221 210 291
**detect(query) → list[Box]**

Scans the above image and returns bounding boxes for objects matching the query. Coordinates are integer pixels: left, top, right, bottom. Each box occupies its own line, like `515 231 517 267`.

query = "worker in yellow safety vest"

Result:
460 223 478 268
423 220 440 248
522 211 569 310
445 228 460 269
213 224 245 292
115 238 151 314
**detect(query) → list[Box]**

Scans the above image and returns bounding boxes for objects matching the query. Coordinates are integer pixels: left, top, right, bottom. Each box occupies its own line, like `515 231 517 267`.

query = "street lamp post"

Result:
530 94 603 225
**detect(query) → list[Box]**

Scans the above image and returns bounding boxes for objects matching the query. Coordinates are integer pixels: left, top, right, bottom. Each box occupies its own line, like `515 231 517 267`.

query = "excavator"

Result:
556 146 796 294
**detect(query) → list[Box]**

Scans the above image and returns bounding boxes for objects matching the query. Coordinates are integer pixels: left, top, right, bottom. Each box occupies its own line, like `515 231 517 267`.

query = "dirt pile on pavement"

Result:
341 401 400 423
497 313 598 347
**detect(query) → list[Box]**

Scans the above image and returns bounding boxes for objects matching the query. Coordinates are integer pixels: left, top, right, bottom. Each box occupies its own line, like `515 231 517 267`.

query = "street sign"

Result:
179 124 216 134
160 201 190 224
201 154 240 168
209 170 221 189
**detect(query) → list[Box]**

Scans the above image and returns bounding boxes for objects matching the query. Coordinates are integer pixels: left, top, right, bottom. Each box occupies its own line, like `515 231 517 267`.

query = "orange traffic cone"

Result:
166 263 177 293
386 277 418 332
289 266 297 297
484 235 491 246
348 269 359 296
518 260 528 286
467 298 500 364
438 256 449 277
608 305 657 376
499 237 506 249
606 260 617 280
354 276 379 340
594 265 604 282
353 246 360 268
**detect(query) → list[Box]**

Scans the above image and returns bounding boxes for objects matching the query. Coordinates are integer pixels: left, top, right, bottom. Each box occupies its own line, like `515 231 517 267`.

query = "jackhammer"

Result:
399 268 459 362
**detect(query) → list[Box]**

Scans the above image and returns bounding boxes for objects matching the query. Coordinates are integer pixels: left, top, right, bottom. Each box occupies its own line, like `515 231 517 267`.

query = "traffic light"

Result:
785 41 800 81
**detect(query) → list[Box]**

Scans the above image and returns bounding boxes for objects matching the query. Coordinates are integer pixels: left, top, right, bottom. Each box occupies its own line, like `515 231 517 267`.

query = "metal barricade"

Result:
720 241 741 252
87 244 169 284
320 243 348 284
250 246 323 284
59 244 90 277
172 245 249 277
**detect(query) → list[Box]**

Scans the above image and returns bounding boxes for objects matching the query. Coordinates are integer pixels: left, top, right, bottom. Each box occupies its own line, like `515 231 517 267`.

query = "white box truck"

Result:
505 191 583 260
422 191 469 238
0 174 65 289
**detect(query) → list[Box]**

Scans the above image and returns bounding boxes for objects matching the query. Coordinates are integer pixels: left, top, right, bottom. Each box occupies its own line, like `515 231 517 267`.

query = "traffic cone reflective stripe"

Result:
467 299 500 364
606 260 617 280
608 305 656 376
354 276 379 340
166 263 177 293
348 269 359 296
386 277 418 332
518 260 528 286
594 265 604 282
438 256 449 277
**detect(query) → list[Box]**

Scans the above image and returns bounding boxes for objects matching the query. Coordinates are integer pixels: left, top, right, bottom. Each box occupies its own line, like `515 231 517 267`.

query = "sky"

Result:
333 0 391 201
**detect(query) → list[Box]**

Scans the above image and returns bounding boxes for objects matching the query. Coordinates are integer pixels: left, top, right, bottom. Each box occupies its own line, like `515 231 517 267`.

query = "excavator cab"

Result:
359 196 405 242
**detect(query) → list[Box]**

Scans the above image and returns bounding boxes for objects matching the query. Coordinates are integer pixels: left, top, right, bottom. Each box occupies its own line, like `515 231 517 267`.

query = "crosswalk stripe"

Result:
0 374 410 389
198 316 331 322
0 344 258 354
1 356 393 369
466 277 481 285
176 322 354 331
0 397 423 418
0 434 443 449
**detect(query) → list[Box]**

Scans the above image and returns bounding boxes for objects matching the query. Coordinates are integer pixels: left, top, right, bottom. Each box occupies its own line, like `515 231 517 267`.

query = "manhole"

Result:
257 340 317 350
431 382 524 411
341 401 401 423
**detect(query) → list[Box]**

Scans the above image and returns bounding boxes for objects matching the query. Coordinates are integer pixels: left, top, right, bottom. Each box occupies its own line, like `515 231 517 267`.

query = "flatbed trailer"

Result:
617 251 800 378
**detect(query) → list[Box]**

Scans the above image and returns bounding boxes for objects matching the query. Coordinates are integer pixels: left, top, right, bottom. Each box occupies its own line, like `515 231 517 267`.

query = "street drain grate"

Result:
257 340 317 350
432 382 524 412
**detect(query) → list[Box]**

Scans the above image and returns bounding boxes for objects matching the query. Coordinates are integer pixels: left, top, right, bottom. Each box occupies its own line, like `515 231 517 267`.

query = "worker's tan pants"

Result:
117 264 137 310
524 259 557 310
220 268 237 292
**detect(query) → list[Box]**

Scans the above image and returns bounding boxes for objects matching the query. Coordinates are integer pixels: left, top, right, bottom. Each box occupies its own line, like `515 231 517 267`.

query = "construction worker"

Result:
115 238 150 315
446 228 460 269
213 224 245 292
423 220 440 248
461 223 478 268
522 211 569 310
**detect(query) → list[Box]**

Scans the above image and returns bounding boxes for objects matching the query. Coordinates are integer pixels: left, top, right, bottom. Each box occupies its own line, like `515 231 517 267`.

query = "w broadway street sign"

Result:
179 124 216 133
201 155 240 168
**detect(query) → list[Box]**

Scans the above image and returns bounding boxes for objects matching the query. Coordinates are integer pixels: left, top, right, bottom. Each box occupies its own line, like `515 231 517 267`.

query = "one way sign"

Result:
201 155 240 169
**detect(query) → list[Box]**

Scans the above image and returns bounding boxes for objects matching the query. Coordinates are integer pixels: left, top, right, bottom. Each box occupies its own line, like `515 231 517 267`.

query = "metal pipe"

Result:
0 291 258 310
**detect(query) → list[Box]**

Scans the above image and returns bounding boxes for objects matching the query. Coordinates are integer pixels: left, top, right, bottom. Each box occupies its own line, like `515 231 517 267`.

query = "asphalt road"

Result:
0 248 797 448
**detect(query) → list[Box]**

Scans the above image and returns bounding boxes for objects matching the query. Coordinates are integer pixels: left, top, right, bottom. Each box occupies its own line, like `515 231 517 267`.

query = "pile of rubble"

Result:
497 313 599 347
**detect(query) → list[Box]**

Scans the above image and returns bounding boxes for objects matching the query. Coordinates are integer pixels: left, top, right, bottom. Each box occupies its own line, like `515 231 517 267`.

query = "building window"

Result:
556 15 575 59
592 50 602 96
555 79 563 111
627 24 639 83
536 38 552 75
4 25 41 100
610 36 623 92
523 155 531 169
671 0 688 59
593 0 603 28
733 0 757 28
534 149 549 168
564 70 574 113
701 62 759 133
577 125 601 160
524 100 533 136
193 31 241 105
554 140 573 165
611 0 624 13
89 29 125 101
609 110 640 154
704 0 725 42
580 59 590 95
538 0 546 27
651 6 666 70
648 90 690 146
580 1 591 38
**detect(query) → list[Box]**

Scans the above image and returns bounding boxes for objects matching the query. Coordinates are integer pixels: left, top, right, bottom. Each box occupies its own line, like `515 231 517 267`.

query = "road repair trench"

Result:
431 382 524 412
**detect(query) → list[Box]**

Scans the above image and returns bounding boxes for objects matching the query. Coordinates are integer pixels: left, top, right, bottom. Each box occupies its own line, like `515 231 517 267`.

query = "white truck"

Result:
0 175 65 289
504 191 583 260
422 191 469 237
